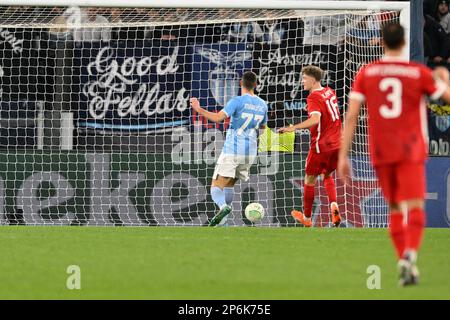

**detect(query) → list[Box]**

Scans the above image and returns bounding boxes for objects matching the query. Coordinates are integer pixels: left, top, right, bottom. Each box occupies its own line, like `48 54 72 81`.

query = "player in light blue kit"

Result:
190 71 268 226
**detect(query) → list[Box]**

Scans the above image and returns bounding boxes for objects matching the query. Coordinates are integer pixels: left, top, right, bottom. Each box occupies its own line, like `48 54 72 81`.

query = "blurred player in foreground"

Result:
338 23 450 286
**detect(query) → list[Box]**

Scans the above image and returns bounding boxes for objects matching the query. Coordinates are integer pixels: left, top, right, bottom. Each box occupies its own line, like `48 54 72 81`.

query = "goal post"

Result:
0 0 410 227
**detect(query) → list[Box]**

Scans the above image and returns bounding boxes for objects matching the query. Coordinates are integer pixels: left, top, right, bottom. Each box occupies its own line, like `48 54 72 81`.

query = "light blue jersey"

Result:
221 94 268 156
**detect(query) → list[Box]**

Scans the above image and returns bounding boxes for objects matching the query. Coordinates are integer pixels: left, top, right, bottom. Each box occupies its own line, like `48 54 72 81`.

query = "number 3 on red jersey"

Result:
379 77 403 119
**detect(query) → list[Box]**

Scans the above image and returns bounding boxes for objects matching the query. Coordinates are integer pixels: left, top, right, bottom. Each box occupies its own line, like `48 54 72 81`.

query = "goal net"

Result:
0 1 408 227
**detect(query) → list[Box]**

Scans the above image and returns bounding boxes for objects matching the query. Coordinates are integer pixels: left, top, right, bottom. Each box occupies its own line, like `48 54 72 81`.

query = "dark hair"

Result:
301 65 323 82
242 71 257 90
381 23 405 50
435 0 450 20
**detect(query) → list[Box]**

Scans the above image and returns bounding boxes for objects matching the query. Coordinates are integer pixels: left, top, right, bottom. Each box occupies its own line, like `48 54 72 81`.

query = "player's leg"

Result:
227 153 259 214
400 163 426 258
209 175 237 226
209 154 238 226
323 149 341 227
292 151 318 227
375 165 406 260
291 159 319 228
323 172 337 204
211 176 237 209
303 174 317 223
291 175 316 227
404 198 425 260
229 155 256 208
376 163 421 286
223 185 235 207
210 155 256 226
389 202 413 287
397 162 427 285
323 172 340 227
389 204 406 260
399 198 424 286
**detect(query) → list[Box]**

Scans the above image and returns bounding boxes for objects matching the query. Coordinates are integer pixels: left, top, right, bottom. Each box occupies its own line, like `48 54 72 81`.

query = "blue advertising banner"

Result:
346 156 450 228
426 157 450 227
73 40 191 131
428 111 450 156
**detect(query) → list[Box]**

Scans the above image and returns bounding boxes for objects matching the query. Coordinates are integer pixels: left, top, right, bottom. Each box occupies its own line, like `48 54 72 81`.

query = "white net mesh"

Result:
0 5 400 226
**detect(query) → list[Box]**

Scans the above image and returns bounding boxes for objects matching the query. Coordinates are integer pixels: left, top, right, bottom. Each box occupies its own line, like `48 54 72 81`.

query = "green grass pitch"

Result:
0 226 449 300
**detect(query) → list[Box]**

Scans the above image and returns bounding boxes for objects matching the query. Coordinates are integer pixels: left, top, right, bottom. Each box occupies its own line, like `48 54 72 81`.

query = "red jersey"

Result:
350 57 446 166
306 87 342 153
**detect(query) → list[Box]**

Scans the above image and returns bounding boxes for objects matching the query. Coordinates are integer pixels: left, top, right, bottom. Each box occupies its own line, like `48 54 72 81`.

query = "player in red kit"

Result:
338 23 450 286
279 66 342 228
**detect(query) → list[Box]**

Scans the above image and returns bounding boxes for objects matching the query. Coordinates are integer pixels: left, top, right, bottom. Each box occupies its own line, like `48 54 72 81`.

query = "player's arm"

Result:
190 97 228 123
437 87 450 103
432 67 450 103
337 97 362 184
277 113 320 133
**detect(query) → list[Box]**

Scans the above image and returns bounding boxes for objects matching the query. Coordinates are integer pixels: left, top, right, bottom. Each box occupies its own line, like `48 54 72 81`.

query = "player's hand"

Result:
433 66 450 84
277 126 295 133
337 155 351 185
190 97 201 112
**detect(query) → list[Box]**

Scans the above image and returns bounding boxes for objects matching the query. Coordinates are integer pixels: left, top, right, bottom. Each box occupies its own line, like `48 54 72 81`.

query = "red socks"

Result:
406 208 426 252
389 209 426 259
323 176 337 203
303 184 315 218
303 177 336 219
389 212 405 259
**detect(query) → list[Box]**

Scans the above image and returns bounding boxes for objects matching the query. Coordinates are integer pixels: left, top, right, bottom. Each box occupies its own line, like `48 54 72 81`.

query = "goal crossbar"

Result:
0 0 409 11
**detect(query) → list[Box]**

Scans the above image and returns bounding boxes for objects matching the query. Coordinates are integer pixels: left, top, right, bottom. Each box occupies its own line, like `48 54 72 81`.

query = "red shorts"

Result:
305 149 339 176
374 162 426 204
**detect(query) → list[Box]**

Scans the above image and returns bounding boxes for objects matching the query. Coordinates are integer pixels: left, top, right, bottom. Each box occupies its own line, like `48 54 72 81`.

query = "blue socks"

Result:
211 186 235 209
211 187 226 209
211 186 235 227
223 187 234 206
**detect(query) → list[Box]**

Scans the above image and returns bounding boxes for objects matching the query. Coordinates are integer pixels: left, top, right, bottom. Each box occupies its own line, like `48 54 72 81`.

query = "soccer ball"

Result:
245 202 265 223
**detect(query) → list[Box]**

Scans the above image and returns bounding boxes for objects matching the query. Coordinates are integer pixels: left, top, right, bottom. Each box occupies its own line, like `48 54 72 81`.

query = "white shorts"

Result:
212 153 257 182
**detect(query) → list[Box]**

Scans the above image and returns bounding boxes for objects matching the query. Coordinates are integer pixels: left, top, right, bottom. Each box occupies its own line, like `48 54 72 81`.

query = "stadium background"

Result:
0 1 448 227
0 0 448 301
